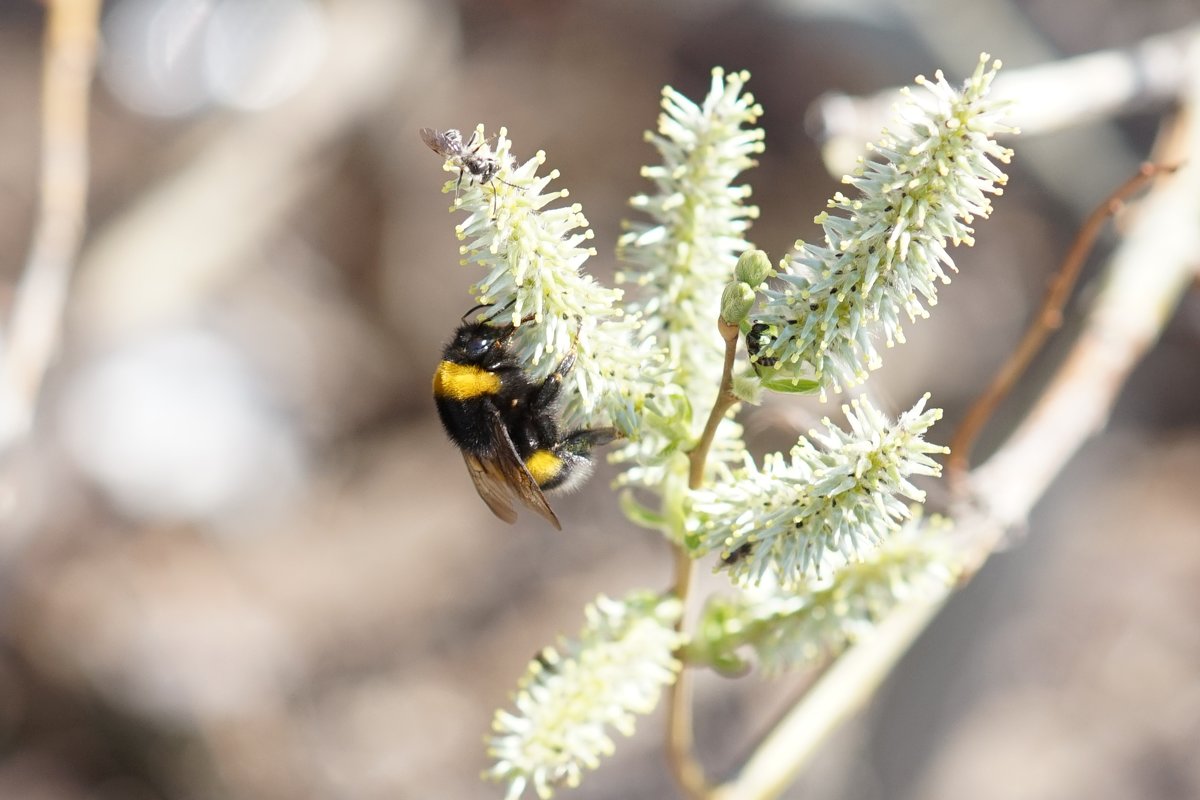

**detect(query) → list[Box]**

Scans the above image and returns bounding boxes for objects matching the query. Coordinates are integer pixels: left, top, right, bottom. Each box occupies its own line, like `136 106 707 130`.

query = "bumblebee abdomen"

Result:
525 449 564 487
527 448 595 493
433 360 502 401
434 393 498 454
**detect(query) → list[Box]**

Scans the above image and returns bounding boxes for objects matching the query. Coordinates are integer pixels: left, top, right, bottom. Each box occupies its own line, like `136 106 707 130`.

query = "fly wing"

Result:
419 127 445 154
464 402 562 531
420 127 463 157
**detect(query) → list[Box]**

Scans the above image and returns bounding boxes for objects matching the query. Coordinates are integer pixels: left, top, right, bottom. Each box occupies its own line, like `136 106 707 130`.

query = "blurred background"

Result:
0 0 1198 798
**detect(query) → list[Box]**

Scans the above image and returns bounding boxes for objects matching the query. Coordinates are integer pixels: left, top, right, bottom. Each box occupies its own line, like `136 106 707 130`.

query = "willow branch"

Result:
811 24 1200 147
713 85 1200 800
666 540 709 800
666 318 742 800
946 162 1177 485
0 0 101 447
687 319 742 490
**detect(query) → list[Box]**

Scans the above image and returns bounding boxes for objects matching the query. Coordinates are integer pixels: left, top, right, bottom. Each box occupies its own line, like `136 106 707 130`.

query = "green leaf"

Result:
757 374 821 394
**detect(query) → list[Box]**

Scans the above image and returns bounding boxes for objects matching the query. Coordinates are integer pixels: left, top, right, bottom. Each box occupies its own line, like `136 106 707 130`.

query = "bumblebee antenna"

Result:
462 300 533 327
460 302 493 323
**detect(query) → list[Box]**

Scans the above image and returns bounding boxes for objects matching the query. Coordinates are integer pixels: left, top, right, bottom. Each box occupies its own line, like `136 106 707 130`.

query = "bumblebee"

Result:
432 315 616 530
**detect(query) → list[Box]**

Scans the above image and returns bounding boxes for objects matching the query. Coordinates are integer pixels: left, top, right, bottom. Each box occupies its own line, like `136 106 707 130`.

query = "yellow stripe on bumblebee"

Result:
433 361 502 400
525 450 563 486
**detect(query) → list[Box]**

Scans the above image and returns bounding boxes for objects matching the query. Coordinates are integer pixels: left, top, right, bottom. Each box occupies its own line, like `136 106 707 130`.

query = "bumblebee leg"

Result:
558 427 619 457
517 350 576 447
530 350 577 410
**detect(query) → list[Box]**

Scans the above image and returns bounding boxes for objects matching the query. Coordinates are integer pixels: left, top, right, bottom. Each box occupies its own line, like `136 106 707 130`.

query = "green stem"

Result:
665 539 710 800
666 317 742 800
687 319 742 490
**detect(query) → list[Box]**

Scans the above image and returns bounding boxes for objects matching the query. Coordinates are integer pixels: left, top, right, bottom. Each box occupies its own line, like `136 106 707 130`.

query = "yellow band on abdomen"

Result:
433 361 502 400
525 449 562 486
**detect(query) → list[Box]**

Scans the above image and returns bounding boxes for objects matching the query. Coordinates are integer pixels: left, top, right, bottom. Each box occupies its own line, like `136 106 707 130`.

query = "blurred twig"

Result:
965 103 1200 526
812 24 1200 143
713 71 1200 800
810 23 1200 216
0 0 101 449
946 162 1178 486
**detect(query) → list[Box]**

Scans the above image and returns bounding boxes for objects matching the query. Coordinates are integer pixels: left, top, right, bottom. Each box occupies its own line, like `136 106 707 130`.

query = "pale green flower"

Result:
432 125 651 432
693 514 958 673
486 592 685 800
689 394 947 588
751 54 1015 395
618 67 763 394
613 67 764 488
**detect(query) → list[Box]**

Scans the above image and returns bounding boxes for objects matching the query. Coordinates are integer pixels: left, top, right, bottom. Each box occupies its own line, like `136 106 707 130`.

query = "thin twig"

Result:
810 24 1200 143
687 319 742 490
946 161 1178 486
666 542 709 800
0 0 101 448
666 318 742 800
713 84 1200 800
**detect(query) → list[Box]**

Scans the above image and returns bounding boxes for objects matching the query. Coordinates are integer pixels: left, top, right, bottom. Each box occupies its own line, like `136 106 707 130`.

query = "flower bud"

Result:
720 281 756 325
734 248 772 288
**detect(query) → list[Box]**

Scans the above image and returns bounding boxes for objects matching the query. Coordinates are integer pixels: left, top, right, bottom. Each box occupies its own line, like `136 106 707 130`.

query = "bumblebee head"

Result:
448 321 516 367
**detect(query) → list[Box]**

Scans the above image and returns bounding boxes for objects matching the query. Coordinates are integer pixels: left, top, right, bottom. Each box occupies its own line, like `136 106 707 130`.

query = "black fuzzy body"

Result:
431 318 617 526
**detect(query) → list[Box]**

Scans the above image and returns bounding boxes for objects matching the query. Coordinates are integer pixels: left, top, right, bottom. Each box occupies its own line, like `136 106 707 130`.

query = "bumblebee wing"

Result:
462 451 519 525
470 404 562 531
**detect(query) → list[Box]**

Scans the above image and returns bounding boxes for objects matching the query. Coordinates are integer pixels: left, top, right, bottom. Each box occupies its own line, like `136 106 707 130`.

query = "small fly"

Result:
420 127 520 200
